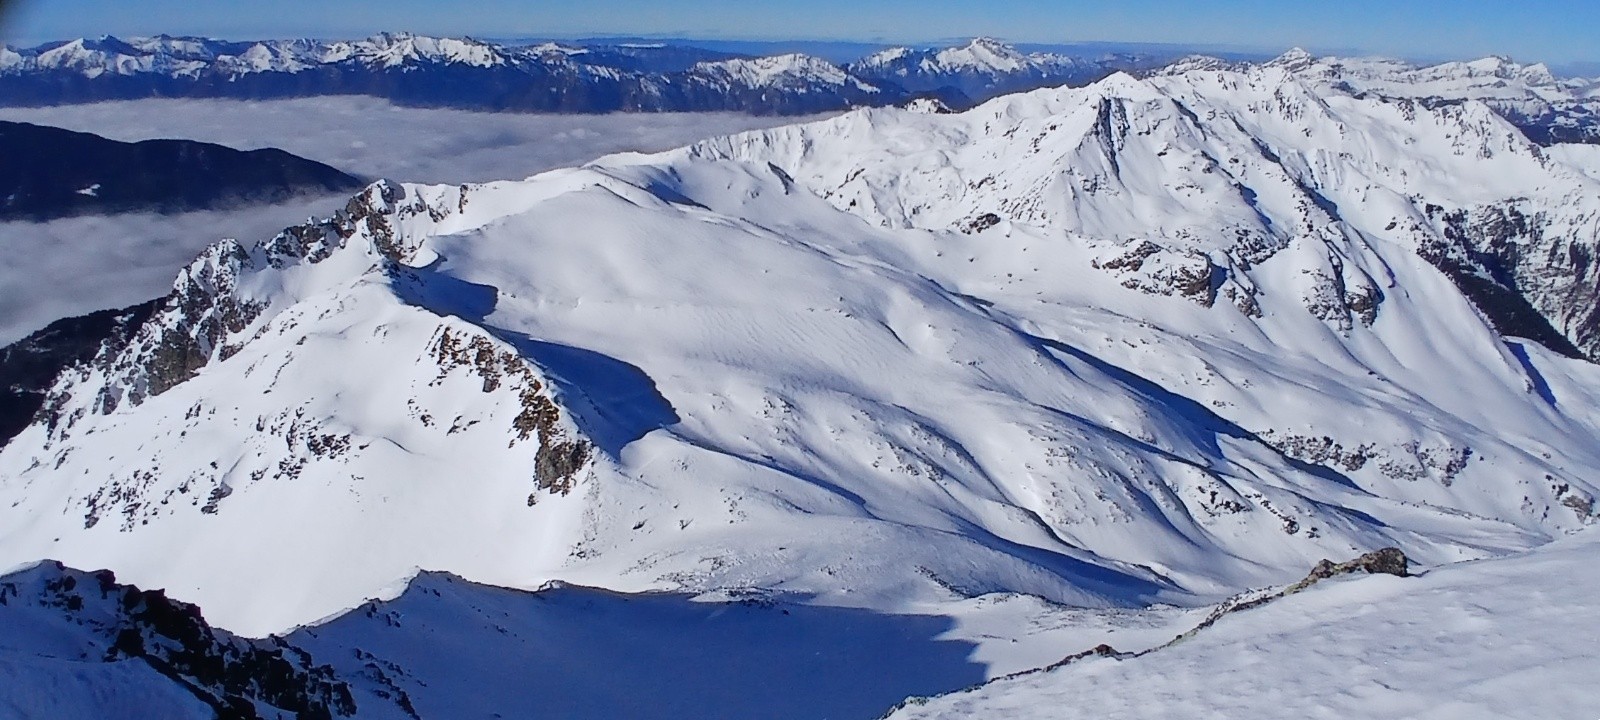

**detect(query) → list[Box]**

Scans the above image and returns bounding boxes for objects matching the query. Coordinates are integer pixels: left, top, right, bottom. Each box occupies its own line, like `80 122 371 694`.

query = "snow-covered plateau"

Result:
2 49 1599 718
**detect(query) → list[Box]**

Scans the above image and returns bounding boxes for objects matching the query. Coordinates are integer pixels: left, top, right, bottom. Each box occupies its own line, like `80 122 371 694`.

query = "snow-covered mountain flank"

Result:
849 37 1133 101
2 46 1600 718
884 532 1600 719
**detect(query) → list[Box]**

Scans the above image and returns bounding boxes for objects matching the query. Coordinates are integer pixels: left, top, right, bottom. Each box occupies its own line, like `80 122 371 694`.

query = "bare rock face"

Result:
1306 547 1410 581
957 212 1002 234
0 562 368 718
1419 202 1600 360
1091 239 1224 307
427 327 593 503
0 300 160 447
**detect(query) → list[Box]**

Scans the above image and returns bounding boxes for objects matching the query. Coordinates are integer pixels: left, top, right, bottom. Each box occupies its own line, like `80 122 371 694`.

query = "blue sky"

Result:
3 0 1597 64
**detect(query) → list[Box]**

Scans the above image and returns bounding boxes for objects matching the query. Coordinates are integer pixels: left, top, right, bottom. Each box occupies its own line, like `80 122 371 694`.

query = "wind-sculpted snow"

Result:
1 66 1599 645
885 531 1600 720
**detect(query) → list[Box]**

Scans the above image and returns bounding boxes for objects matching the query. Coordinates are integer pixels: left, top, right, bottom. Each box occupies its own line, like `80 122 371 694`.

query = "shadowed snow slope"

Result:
0 66 1598 645
288 575 987 720
885 527 1600 720
0 560 998 719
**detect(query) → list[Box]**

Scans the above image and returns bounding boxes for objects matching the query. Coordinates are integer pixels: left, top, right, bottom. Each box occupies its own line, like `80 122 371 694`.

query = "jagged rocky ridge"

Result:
0 300 159 447
0 58 1598 650
27 179 594 526
2 560 1004 719
0 561 366 719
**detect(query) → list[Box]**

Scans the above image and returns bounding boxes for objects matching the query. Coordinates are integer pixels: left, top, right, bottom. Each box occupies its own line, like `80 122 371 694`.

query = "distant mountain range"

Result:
0 34 1165 113
3 34 1596 146
0 120 363 220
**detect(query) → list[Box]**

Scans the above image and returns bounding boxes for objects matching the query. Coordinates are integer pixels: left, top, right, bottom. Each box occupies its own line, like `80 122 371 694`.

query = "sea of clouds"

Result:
0 98 828 343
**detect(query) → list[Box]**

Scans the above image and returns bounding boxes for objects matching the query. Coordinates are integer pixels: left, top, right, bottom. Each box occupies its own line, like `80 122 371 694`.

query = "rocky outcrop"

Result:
884 548 1411 717
1169 547 1409 647
35 239 266 440
0 562 366 719
0 299 159 446
1419 203 1600 360
1091 239 1224 307
428 327 592 503
34 178 457 448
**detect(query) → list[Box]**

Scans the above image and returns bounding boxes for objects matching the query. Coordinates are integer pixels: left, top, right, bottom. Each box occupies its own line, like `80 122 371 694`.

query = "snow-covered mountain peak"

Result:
1264 46 1316 70
1461 54 1518 75
937 37 1031 72
1156 53 1239 74
692 53 877 92
342 32 507 68
3 56 1600 641
860 45 914 65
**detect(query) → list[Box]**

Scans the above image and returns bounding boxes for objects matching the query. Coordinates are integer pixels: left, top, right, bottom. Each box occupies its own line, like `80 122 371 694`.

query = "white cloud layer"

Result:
0 98 826 343
0 97 827 185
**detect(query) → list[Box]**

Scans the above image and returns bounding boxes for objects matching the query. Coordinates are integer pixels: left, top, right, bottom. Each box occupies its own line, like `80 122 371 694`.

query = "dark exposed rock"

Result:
1 562 367 718
1304 547 1409 581
36 238 267 443
0 121 363 221
957 212 1002 234
1091 239 1226 307
1420 204 1598 360
429 327 593 501
0 299 159 446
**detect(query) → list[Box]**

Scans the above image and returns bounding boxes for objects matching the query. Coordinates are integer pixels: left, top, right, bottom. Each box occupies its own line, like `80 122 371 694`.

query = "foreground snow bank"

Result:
887 528 1600 719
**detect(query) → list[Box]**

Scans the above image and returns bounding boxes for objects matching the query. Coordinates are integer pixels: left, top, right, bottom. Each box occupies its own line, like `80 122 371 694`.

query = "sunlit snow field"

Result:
0 98 829 343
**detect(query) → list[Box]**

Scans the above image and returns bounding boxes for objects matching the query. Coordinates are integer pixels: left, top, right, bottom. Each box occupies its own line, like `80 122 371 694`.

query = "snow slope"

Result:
0 64 1597 646
0 557 1206 719
0 561 360 718
1164 48 1600 145
885 527 1600 720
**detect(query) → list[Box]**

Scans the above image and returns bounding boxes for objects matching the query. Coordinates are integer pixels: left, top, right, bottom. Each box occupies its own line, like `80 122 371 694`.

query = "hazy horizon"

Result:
2 0 1597 67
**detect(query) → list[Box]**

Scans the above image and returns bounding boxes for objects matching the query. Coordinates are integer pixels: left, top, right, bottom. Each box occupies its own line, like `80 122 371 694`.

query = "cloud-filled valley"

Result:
0 98 825 342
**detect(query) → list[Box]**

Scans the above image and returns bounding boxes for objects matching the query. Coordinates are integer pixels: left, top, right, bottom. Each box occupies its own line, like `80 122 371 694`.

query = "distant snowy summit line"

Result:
2 35 1595 143
0 34 1156 114
1162 47 1600 144
850 37 1123 101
